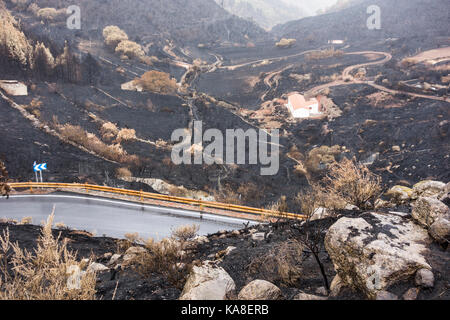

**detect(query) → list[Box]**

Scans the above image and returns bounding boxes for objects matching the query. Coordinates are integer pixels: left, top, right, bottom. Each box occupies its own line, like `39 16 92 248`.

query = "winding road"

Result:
304 51 449 103
0 194 256 240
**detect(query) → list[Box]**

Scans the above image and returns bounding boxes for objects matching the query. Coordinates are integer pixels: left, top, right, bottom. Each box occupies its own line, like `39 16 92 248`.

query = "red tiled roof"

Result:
288 94 318 110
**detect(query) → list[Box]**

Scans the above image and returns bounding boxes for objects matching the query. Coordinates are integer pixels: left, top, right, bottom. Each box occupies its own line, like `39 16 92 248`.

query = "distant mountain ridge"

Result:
273 0 449 42
6 0 268 45
214 0 308 30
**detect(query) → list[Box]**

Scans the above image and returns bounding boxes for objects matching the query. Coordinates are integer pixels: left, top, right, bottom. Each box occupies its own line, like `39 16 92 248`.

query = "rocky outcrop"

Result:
385 185 414 203
412 181 447 199
411 196 450 244
179 261 236 300
325 212 432 299
412 197 450 227
385 181 448 205
238 280 283 300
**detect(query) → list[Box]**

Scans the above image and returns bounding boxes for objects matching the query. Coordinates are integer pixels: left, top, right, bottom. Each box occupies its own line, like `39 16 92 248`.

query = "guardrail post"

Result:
199 204 204 219
85 183 88 194
140 189 143 202
29 181 33 193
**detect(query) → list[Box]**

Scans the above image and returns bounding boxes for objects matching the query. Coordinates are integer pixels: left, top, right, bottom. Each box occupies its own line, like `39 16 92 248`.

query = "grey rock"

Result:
87 262 109 273
429 216 450 244
238 280 283 300
415 269 434 288
179 261 236 300
251 232 265 241
325 212 432 299
412 197 450 227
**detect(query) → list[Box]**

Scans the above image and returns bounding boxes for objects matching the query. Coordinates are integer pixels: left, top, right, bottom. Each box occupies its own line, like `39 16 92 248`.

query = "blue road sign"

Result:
33 162 47 172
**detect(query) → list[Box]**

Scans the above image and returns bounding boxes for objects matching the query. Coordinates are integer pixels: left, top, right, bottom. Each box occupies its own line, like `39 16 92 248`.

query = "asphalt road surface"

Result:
0 194 257 239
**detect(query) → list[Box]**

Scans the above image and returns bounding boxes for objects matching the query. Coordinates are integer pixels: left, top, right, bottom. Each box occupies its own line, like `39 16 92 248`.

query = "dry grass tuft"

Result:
266 196 289 217
171 224 199 242
54 122 140 165
296 184 345 218
305 145 342 174
115 167 132 179
116 128 136 142
133 237 192 290
295 157 381 215
100 122 119 141
19 217 32 225
124 232 140 245
247 240 304 286
212 184 243 205
0 211 97 300
324 157 382 209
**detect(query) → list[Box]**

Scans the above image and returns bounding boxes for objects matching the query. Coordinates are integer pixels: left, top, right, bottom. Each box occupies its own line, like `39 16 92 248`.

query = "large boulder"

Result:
411 197 450 228
179 261 236 300
412 180 447 199
325 212 432 299
238 280 283 300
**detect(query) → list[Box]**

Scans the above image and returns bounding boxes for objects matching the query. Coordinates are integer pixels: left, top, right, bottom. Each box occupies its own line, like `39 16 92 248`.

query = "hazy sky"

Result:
283 0 340 15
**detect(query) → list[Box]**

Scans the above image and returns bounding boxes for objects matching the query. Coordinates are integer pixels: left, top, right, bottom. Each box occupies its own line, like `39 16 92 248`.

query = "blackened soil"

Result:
1 210 448 301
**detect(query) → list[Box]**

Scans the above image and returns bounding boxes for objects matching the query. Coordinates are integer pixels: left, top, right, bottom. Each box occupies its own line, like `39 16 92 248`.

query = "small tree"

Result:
102 26 128 49
134 71 177 94
291 221 330 293
115 40 145 59
32 42 55 79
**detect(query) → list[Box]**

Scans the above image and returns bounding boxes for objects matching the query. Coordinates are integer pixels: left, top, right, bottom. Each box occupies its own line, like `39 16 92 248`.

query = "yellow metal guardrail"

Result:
9 182 307 220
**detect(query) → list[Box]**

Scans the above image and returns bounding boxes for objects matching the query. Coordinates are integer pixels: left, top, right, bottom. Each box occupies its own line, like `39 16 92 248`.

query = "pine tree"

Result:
55 41 81 83
32 42 55 79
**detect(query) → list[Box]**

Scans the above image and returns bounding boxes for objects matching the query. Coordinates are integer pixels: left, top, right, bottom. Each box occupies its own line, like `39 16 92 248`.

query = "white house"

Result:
286 93 322 118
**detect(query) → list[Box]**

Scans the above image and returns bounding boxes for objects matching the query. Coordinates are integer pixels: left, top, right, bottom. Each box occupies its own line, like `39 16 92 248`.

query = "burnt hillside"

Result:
272 0 449 43
5 0 268 46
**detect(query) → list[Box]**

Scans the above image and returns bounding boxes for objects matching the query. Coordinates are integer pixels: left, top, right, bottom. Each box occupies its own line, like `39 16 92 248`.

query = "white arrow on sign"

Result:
33 162 47 183
33 162 47 172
